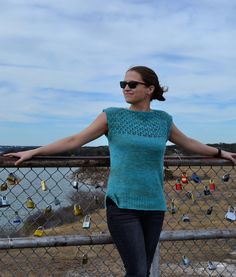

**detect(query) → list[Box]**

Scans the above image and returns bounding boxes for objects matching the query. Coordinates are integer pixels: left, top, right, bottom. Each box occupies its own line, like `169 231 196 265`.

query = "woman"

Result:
4 66 236 277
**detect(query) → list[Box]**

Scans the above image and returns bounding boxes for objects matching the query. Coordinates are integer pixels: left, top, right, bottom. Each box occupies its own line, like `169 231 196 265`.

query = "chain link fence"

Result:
0 155 235 276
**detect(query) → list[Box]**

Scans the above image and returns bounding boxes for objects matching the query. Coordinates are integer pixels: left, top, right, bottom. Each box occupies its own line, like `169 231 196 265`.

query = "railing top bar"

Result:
0 155 233 167
1 228 236 249
0 156 110 168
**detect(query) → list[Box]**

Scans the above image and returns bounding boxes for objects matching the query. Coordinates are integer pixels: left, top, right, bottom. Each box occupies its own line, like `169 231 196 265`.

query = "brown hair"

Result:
127 66 167 101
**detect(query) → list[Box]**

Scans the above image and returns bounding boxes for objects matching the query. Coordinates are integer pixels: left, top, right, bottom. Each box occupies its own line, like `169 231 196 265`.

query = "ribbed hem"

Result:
106 193 167 211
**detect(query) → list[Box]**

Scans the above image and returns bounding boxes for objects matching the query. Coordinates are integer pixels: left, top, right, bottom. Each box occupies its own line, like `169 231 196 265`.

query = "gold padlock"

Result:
34 226 45 237
74 204 82 216
41 180 47 191
7 173 20 185
26 197 35 209
0 183 8 191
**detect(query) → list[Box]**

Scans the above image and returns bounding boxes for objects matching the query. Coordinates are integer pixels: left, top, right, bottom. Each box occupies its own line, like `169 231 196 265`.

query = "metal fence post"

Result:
150 243 160 277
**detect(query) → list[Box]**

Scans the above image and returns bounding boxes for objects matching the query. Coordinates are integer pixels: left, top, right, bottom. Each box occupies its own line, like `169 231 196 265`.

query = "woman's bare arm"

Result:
169 123 236 164
4 112 108 166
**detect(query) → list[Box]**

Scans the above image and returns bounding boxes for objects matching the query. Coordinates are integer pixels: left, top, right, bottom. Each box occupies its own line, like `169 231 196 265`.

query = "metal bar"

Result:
150 243 160 277
1 229 236 250
0 156 110 168
0 234 113 249
0 156 233 168
160 228 236 241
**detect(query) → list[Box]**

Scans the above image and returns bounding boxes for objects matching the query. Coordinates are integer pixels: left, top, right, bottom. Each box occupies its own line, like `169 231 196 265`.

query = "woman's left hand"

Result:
221 150 236 165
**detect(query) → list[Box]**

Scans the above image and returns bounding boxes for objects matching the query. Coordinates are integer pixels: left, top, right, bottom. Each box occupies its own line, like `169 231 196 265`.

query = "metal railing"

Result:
0 155 235 276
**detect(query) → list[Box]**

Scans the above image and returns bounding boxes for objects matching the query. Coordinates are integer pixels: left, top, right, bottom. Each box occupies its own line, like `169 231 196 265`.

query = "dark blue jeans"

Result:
106 197 165 277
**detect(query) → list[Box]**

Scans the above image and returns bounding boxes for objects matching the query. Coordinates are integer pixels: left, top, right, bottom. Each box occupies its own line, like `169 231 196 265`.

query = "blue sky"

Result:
0 0 236 147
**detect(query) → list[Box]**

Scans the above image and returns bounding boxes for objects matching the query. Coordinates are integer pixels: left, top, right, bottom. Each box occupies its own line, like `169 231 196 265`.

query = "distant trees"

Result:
1 143 236 157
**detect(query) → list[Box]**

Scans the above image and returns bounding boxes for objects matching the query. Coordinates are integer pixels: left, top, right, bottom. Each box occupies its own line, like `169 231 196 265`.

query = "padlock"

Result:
171 199 177 214
0 196 10 207
54 197 60 206
13 211 22 224
74 204 82 216
44 205 52 214
204 185 211 196
207 206 213 215
82 254 88 265
209 178 216 190
7 173 20 185
6 173 16 185
0 183 8 191
225 206 236 222
185 191 193 200
34 226 45 237
26 197 35 209
175 178 182 191
222 173 230 182
208 261 217 270
191 192 195 203
41 180 47 191
191 172 201 183
181 173 188 184
72 181 79 190
182 214 190 222
83 215 91 229
182 255 190 266
94 195 99 205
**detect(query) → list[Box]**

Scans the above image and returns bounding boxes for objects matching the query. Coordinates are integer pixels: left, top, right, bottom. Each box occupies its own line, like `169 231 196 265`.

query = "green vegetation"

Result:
1 143 236 156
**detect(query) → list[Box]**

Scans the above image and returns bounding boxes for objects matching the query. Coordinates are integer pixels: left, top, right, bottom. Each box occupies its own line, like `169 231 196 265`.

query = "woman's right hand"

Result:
3 150 35 166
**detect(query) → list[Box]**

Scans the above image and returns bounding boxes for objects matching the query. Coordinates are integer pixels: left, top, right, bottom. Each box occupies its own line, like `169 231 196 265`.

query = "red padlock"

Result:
181 173 188 184
209 178 216 190
175 178 182 191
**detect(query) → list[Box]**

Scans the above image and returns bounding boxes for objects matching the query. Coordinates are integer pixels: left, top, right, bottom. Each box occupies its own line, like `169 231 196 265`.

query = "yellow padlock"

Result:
0 183 8 191
34 226 45 237
26 197 35 209
41 180 47 191
7 173 20 185
74 204 82 216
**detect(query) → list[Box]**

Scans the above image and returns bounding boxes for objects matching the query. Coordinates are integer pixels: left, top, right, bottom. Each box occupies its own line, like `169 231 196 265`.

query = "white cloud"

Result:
0 0 236 144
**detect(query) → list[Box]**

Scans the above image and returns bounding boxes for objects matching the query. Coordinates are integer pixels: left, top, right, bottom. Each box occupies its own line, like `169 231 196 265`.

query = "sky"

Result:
0 0 236 147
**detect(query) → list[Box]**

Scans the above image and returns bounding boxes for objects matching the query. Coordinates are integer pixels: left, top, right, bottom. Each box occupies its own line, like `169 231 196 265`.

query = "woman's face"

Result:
122 70 152 105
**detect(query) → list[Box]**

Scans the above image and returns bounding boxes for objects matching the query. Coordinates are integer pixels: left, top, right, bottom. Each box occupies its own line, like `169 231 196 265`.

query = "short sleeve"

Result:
166 113 173 140
102 107 119 139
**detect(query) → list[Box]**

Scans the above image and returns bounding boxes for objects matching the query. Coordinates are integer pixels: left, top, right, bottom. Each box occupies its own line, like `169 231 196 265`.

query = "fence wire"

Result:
0 156 235 276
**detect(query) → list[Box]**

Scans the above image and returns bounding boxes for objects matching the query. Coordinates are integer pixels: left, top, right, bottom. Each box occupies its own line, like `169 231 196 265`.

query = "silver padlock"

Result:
73 180 79 190
83 215 91 229
225 206 236 222
0 196 10 207
182 214 190 222
208 261 217 270
182 255 191 266
13 211 22 224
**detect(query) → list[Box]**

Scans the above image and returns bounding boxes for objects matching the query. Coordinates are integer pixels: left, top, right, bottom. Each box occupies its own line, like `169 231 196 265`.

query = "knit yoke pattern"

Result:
103 107 173 211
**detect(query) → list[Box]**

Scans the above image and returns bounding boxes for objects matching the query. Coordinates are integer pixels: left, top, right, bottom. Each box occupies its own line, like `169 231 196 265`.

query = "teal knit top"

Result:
103 107 173 211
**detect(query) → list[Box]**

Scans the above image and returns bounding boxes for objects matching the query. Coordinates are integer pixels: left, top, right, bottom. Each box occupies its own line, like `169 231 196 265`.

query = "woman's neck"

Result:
128 104 152 112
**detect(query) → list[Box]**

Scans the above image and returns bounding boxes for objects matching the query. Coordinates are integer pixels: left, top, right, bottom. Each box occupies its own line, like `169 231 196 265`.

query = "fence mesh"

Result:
0 157 235 276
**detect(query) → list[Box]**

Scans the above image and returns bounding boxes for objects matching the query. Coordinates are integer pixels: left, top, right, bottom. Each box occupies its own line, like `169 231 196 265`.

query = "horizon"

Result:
1 142 235 148
0 1 236 146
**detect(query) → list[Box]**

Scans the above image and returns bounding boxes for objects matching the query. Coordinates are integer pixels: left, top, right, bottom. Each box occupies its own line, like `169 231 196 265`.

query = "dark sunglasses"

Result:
120 80 147 89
